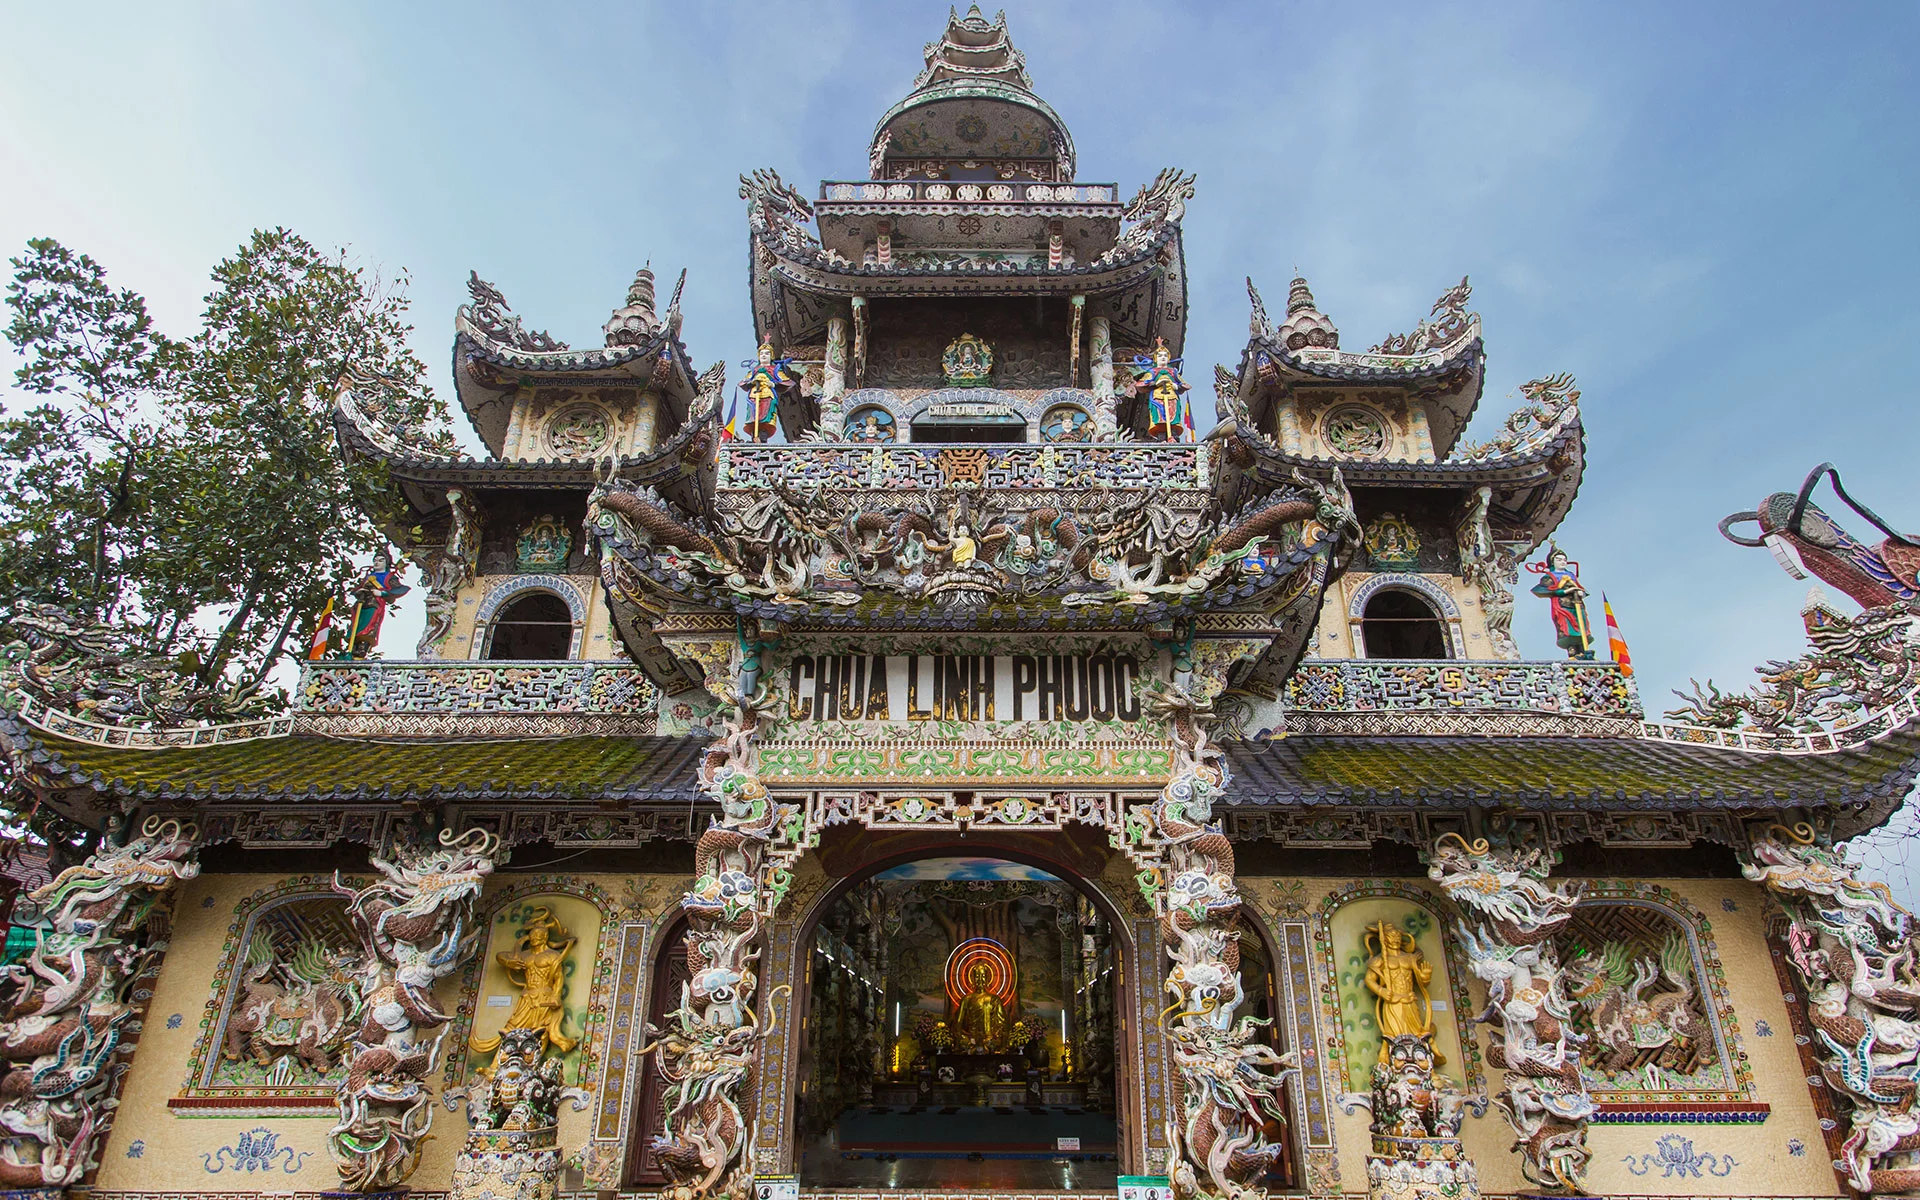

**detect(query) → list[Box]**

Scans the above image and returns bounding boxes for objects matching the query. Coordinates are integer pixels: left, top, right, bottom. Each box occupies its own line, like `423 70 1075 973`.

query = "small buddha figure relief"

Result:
1363 920 1436 1047
954 960 1009 1052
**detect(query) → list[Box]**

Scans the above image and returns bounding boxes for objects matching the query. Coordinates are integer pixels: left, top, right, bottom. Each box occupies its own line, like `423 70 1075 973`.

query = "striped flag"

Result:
307 597 335 661
1603 593 1633 677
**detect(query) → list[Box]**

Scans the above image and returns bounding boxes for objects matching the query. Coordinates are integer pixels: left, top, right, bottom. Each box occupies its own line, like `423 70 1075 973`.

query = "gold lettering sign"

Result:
785 653 1144 723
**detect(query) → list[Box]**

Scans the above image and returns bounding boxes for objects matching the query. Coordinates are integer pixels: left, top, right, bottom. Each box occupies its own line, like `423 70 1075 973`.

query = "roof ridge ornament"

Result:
462 270 568 352
1275 275 1339 351
1369 275 1473 356
1453 371 1580 462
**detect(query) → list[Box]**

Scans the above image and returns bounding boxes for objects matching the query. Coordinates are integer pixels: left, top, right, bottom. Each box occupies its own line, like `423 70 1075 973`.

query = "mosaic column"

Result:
0 817 199 1191
328 827 499 1192
819 314 849 435
1089 314 1116 438
634 389 663 455
850 296 869 390
1743 822 1920 1194
1135 685 1297 1200
643 687 793 1200
1426 832 1591 1193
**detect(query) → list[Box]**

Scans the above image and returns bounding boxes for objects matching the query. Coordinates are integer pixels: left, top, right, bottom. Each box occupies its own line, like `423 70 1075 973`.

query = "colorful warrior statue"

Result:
346 548 410 658
729 338 803 443
1526 543 1594 660
1128 336 1193 442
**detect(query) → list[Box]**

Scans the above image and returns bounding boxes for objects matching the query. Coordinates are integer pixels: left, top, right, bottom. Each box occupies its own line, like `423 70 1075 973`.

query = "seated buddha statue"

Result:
954 960 1009 1051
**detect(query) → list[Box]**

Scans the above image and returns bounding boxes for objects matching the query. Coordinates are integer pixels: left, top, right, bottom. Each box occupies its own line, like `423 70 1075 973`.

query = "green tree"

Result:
1 228 448 701
1 230 450 848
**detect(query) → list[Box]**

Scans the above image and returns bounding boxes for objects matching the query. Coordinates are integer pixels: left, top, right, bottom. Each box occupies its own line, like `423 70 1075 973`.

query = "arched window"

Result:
485 591 573 660
1360 590 1449 659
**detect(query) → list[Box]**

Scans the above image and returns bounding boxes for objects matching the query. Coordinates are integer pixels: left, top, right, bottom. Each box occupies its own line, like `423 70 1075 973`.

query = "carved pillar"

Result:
851 296 869 390
0 817 199 1192
1743 822 1920 1194
634 389 663 455
1427 831 1591 1193
820 314 850 436
1133 685 1296 1200
1089 314 1116 438
643 688 793 1200
1068 294 1085 390
329 827 500 1192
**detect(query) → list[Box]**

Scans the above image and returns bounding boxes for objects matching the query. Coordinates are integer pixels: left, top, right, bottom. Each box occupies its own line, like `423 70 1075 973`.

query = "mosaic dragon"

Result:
0 817 199 1189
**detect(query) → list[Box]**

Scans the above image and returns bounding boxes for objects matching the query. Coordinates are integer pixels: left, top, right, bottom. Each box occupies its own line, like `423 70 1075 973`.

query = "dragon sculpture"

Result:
1427 832 1593 1193
641 685 795 1200
2 603 271 729
1666 591 1920 735
740 169 824 258
1743 822 1920 1194
0 816 199 1189
1454 372 1580 462
1720 463 1920 610
587 466 1342 618
1129 682 1297 1200
327 827 499 1191
1370 276 1475 357
462 272 567 352
1098 168 1195 266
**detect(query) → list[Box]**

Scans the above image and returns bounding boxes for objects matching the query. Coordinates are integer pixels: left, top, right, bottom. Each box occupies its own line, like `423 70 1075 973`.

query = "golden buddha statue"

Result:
1363 920 1435 1042
954 960 1009 1051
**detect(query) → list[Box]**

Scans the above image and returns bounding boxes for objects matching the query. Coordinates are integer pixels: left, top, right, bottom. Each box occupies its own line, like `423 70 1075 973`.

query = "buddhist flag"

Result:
721 397 741 442
307 597 335 661
1603 593 1633 677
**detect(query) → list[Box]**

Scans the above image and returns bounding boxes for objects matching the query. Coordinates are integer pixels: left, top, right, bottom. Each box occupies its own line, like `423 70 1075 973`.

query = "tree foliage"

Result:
0 230 451 843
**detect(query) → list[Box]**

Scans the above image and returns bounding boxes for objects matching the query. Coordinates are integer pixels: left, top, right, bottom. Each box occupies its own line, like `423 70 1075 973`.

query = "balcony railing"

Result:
819 180 1120 206
1285 659 1643 732
717 442 1210 492
295 659 658 737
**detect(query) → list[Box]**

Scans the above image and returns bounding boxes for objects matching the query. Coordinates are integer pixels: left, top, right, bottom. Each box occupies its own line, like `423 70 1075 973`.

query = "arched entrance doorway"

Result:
788 843 1141 1191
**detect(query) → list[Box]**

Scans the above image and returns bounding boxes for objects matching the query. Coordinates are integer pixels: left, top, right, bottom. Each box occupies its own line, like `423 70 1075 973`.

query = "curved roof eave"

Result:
1241 327 1487 457
758 229 1172 296
451 317 700 456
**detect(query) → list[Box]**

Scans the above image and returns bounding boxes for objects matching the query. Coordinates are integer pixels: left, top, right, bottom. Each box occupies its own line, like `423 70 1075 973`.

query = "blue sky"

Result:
3 2 1917 849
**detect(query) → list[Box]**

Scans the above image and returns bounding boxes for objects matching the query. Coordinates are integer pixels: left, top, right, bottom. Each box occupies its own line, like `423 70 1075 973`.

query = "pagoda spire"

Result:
915 6 1032 91
1277 275 1340 350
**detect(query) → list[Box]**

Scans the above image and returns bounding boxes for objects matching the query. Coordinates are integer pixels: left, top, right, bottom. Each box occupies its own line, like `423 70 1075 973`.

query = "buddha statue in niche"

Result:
954 960 1009 1051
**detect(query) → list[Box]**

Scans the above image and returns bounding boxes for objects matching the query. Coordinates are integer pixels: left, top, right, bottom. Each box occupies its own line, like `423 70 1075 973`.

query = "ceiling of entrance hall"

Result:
875 856 1062 882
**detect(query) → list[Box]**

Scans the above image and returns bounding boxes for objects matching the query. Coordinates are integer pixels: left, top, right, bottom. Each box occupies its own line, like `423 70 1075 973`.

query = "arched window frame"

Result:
1346 573 1463 659
472 575 587 661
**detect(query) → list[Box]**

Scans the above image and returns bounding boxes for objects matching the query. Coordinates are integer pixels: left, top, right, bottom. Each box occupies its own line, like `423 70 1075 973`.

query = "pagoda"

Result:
2 9 1918 1200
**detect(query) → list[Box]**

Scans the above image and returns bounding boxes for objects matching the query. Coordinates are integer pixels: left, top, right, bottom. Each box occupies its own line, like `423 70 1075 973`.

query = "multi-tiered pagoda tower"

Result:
4 10 1918 1200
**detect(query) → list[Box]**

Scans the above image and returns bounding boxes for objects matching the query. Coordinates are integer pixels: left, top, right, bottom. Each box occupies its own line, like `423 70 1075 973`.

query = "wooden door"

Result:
627 922 691 1186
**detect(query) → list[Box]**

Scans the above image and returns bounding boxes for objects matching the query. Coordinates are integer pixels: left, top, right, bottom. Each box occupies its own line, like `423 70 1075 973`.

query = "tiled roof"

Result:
8 715 1915 813
1223 731 1920 809
3 721 705 805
